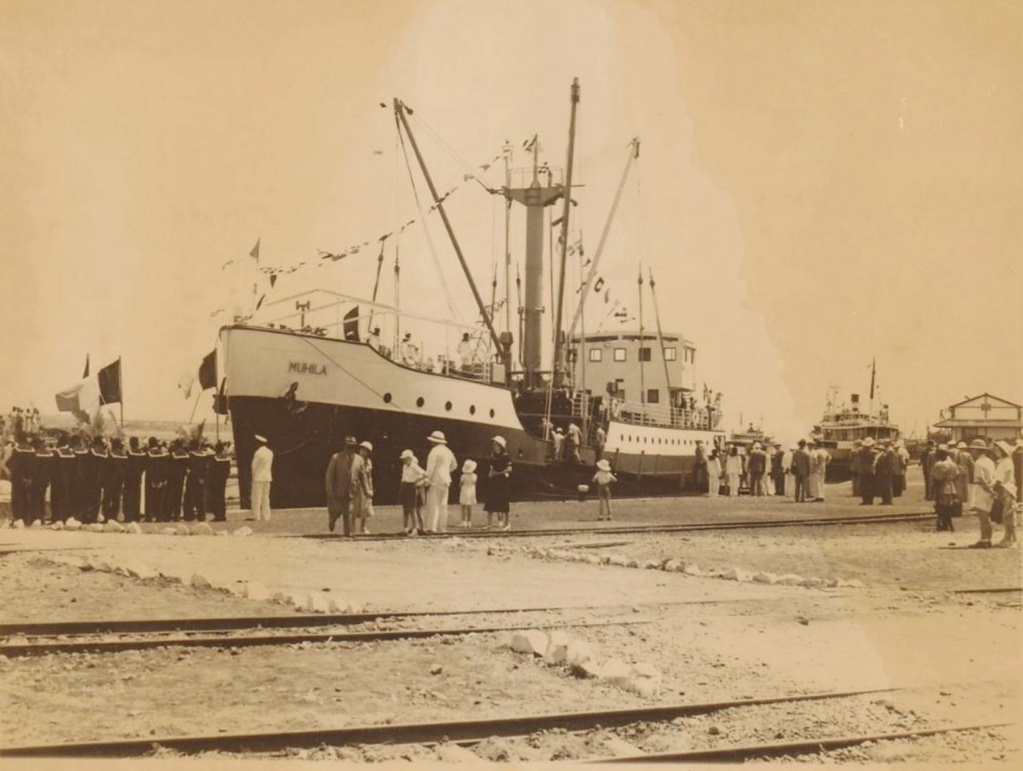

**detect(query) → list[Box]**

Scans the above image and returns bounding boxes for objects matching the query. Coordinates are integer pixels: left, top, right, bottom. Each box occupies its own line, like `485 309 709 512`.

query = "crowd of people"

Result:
318 430 512 536
922 437 1020 547
0 415 233 526
696 438 834 501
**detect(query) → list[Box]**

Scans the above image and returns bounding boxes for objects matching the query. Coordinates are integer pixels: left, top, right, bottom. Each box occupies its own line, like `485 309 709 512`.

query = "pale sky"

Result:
2 0 1020 442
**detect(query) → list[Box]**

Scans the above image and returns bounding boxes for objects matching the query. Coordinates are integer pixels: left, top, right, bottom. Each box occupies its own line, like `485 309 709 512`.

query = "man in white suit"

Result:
250 434 274 521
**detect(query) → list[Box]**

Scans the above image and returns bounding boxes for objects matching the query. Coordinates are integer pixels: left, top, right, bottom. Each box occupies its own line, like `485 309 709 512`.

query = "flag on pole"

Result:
343 305 361 341
177 370 197 399
97 358 122 405
198 349 217 391
250 238 261 262
55 377 100 419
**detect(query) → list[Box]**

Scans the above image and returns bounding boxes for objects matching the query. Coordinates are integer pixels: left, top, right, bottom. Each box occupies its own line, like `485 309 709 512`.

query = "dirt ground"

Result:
0 468 1019 765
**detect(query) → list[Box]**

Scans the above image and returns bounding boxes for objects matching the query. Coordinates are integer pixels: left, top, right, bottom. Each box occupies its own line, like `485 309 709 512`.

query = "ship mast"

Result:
393 99 504 363
551 77 581 389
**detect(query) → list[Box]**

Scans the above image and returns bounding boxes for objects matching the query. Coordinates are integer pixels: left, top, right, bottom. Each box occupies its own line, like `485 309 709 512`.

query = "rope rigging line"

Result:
396 120 464 322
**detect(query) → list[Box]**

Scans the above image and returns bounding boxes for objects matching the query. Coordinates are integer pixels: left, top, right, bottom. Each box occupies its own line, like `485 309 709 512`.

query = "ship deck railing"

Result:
601 398 722 431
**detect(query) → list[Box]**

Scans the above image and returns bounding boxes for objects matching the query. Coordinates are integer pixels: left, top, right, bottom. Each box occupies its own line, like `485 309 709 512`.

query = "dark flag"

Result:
198 350 217 391
213 378 228 415
343 305 361 341
83 354 90 378
98 358 122 405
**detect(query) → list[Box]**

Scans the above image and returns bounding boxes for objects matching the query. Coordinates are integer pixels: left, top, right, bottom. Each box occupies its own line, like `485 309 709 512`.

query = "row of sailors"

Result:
4 433 231 525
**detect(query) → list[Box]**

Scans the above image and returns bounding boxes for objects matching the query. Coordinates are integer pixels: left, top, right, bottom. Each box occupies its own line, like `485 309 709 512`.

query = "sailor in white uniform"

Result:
250 435 274 521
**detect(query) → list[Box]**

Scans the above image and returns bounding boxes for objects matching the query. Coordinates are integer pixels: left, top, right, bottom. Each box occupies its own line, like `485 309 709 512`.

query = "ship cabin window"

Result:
639 347 652 362
613 348 626 362
664 347 677 361
647 389 660 404
589 348 602 362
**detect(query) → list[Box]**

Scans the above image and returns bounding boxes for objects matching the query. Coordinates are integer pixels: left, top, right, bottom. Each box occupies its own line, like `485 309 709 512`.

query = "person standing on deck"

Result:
250 434 273 522
457 332 472 372
424 430 456 533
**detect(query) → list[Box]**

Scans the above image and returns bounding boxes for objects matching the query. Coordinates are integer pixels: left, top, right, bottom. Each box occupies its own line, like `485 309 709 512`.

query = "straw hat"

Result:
491 435 506 448
956 441 967 449
462 459 477 473
427 430 447 444
863 437 875 447
596 459 611 471
995 440 1013 457
399 449 414 460
969 438 988 450
254 434 268 444
359 441 373 452
345 436 358 446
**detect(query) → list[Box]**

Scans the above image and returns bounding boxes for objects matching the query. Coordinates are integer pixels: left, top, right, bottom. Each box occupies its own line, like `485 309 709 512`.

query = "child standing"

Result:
459 459 478 528
592 459 618 521
399 449 427 535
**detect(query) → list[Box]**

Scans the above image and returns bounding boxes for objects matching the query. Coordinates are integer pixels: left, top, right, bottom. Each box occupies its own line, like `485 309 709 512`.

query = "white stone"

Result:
103 520 125 533
191 522 214 536
434 744 479 763
12 519 25 529
125 522 143 534
245 581 270 601
604 737 645 757
584 554 602 565
573 658 604 679
190 573 212 589
344 600 364 614
846 578 866 589
510 630 549 657
95 560 113 572
86 523 105 533
0 519 9 529
159 527 177 536
723 567 755 582
49 521 65 531
305 593 330 613
271 591 290 604
233 526 253 537
125 562 157 580
543 630 571 665
683 563 703 576
624 558 640 569
327 597 347 613
173 523 190 536
642 559 662 569
566 640 597 668
64 518 82 531
753 571 776 584
30 519 42 528
599 658 633 688
607 554 629 567
624 663 663 697
777 573 805 586
663 559 683 572
800 577 827 589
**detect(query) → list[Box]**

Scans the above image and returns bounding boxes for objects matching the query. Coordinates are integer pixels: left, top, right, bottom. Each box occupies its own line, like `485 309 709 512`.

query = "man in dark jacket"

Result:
204 442 232 522
325 436 358 534
858 437 879 505
873 439 896 505
791 440 812 503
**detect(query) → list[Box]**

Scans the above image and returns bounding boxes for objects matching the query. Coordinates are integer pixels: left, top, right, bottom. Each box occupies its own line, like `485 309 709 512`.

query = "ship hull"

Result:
220 326 724 507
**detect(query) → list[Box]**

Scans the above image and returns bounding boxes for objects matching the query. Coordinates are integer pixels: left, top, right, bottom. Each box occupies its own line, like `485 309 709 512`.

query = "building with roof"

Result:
933 393 1022 443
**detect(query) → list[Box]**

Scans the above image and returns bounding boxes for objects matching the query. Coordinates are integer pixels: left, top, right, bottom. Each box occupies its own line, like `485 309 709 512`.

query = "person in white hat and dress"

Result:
351 441 374 534
591 459 618 521
424 430 456 532
459 459 478 528
250 435 273 522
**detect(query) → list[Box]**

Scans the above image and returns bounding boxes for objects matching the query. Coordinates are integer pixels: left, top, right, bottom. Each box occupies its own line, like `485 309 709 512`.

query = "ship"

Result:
216 80 727 507
809 361 900 480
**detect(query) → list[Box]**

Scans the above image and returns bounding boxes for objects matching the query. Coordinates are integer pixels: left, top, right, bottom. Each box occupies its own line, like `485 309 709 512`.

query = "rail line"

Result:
585 722 1015 763
0 686 908 758
0 618 648 657
298 510 935 541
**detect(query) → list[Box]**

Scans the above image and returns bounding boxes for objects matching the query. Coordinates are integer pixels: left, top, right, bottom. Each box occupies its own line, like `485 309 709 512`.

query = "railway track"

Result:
1 684 1008 760
0 610 650 657
297 510 935 541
